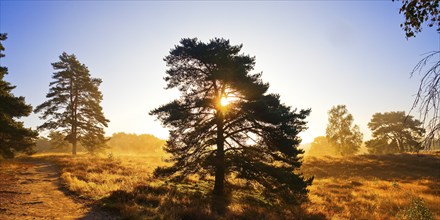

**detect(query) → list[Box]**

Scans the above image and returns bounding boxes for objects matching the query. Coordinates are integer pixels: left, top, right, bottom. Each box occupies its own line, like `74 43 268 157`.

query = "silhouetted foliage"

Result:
0 33 38 158
150 38 312 205
395 0 439 38
107 132 165 155
326 105 363 156
365 111 425 154
34 53 109 155
308 136 336 157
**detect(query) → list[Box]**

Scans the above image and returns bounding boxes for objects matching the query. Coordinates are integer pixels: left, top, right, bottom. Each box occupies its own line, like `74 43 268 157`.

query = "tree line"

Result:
35 131 165 155
309 105 426 157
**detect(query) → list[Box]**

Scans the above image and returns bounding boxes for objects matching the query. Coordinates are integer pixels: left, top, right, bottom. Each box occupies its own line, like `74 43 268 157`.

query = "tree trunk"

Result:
71 123 77 156
213 111 225 196
72 139 77 155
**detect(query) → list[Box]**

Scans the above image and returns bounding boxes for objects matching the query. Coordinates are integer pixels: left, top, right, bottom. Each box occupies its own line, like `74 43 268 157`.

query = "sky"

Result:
0 1 438 144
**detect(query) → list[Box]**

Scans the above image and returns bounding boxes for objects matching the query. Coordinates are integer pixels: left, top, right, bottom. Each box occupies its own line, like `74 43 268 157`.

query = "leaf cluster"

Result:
396 0 440 38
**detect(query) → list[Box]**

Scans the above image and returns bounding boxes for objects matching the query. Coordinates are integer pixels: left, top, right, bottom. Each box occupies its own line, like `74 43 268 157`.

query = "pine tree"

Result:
0 33 38 158
34 52 109 155
366 111 425 154
151 38 312 204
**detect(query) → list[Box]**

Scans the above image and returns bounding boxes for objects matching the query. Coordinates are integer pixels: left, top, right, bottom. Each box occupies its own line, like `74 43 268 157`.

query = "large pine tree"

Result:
34 52 109 155
0 33 38 158
151 38 312 203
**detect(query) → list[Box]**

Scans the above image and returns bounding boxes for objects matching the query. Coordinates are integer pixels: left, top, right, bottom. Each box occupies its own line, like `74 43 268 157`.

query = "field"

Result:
1 152 439 219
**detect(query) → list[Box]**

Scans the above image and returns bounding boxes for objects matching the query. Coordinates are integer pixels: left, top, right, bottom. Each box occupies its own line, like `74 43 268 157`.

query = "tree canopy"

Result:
366 111 425 154
0 33 38 158
150 38 312 204
34 52 109 155
326 105 363 156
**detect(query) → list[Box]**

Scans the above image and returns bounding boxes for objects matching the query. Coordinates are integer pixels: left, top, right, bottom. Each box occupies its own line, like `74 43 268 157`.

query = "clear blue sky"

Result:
1 1 438 143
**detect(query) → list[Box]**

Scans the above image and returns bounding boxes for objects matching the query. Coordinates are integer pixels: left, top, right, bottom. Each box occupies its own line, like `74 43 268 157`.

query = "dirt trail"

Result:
0 158 117 220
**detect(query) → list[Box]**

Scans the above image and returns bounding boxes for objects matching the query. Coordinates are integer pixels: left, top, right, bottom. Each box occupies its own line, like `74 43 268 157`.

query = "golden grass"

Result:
32 153 165 200
302 153 440 219
30 152 440 219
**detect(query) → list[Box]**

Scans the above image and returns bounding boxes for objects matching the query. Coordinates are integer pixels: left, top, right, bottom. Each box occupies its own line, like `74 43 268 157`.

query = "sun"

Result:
220 96 230 106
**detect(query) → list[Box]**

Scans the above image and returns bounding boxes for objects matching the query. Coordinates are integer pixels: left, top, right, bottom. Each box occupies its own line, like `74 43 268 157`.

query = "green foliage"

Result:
326 105 363 156
366 111 425 154
397 197 433 220
34 52 109 155
395 0 439 38
0 33 38 158
106 132 165 155
308 136 337 157
151 38 312 204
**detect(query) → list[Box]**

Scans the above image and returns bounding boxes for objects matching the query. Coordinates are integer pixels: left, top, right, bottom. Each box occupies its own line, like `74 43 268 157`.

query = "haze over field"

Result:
1 1 438 143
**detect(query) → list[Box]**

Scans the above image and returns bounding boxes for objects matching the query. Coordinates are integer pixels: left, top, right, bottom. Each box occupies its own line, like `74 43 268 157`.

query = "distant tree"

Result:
150 38 312 204
366 111 425 154
0 33 38 158
106 132 165 155
48 131 70 150
34 52 109 155
35 131 82 153
35 136 52 153
326 105 363 156
34 133 69 153
394 0 440 148
308 136 337 157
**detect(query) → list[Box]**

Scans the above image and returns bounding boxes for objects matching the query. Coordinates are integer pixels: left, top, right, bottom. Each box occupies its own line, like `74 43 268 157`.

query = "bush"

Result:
397 197 433 220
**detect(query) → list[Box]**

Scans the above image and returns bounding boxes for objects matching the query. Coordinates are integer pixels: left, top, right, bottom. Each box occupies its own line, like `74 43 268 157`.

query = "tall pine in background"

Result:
0 33 38 158
34 52 109 155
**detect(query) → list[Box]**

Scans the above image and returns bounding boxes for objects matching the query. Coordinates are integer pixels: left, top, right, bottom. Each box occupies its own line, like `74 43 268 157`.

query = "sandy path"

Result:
0 158 117 220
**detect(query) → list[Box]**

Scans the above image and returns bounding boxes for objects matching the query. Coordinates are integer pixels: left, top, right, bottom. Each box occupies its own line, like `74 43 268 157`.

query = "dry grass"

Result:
302 153 440 219
32 153 166 200
31 152 440 219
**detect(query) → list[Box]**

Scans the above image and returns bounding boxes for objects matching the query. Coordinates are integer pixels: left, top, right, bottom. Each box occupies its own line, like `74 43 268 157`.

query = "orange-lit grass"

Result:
31 152 440 219
32 153 167 200
302 153 440 219
32 153 303 219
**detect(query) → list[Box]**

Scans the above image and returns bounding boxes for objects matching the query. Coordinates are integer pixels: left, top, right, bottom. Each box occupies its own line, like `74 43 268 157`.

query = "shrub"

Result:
397 197 433 220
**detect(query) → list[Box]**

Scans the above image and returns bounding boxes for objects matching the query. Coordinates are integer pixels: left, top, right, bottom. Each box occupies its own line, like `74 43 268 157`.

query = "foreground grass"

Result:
33 153 305 219
31 152 440 219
